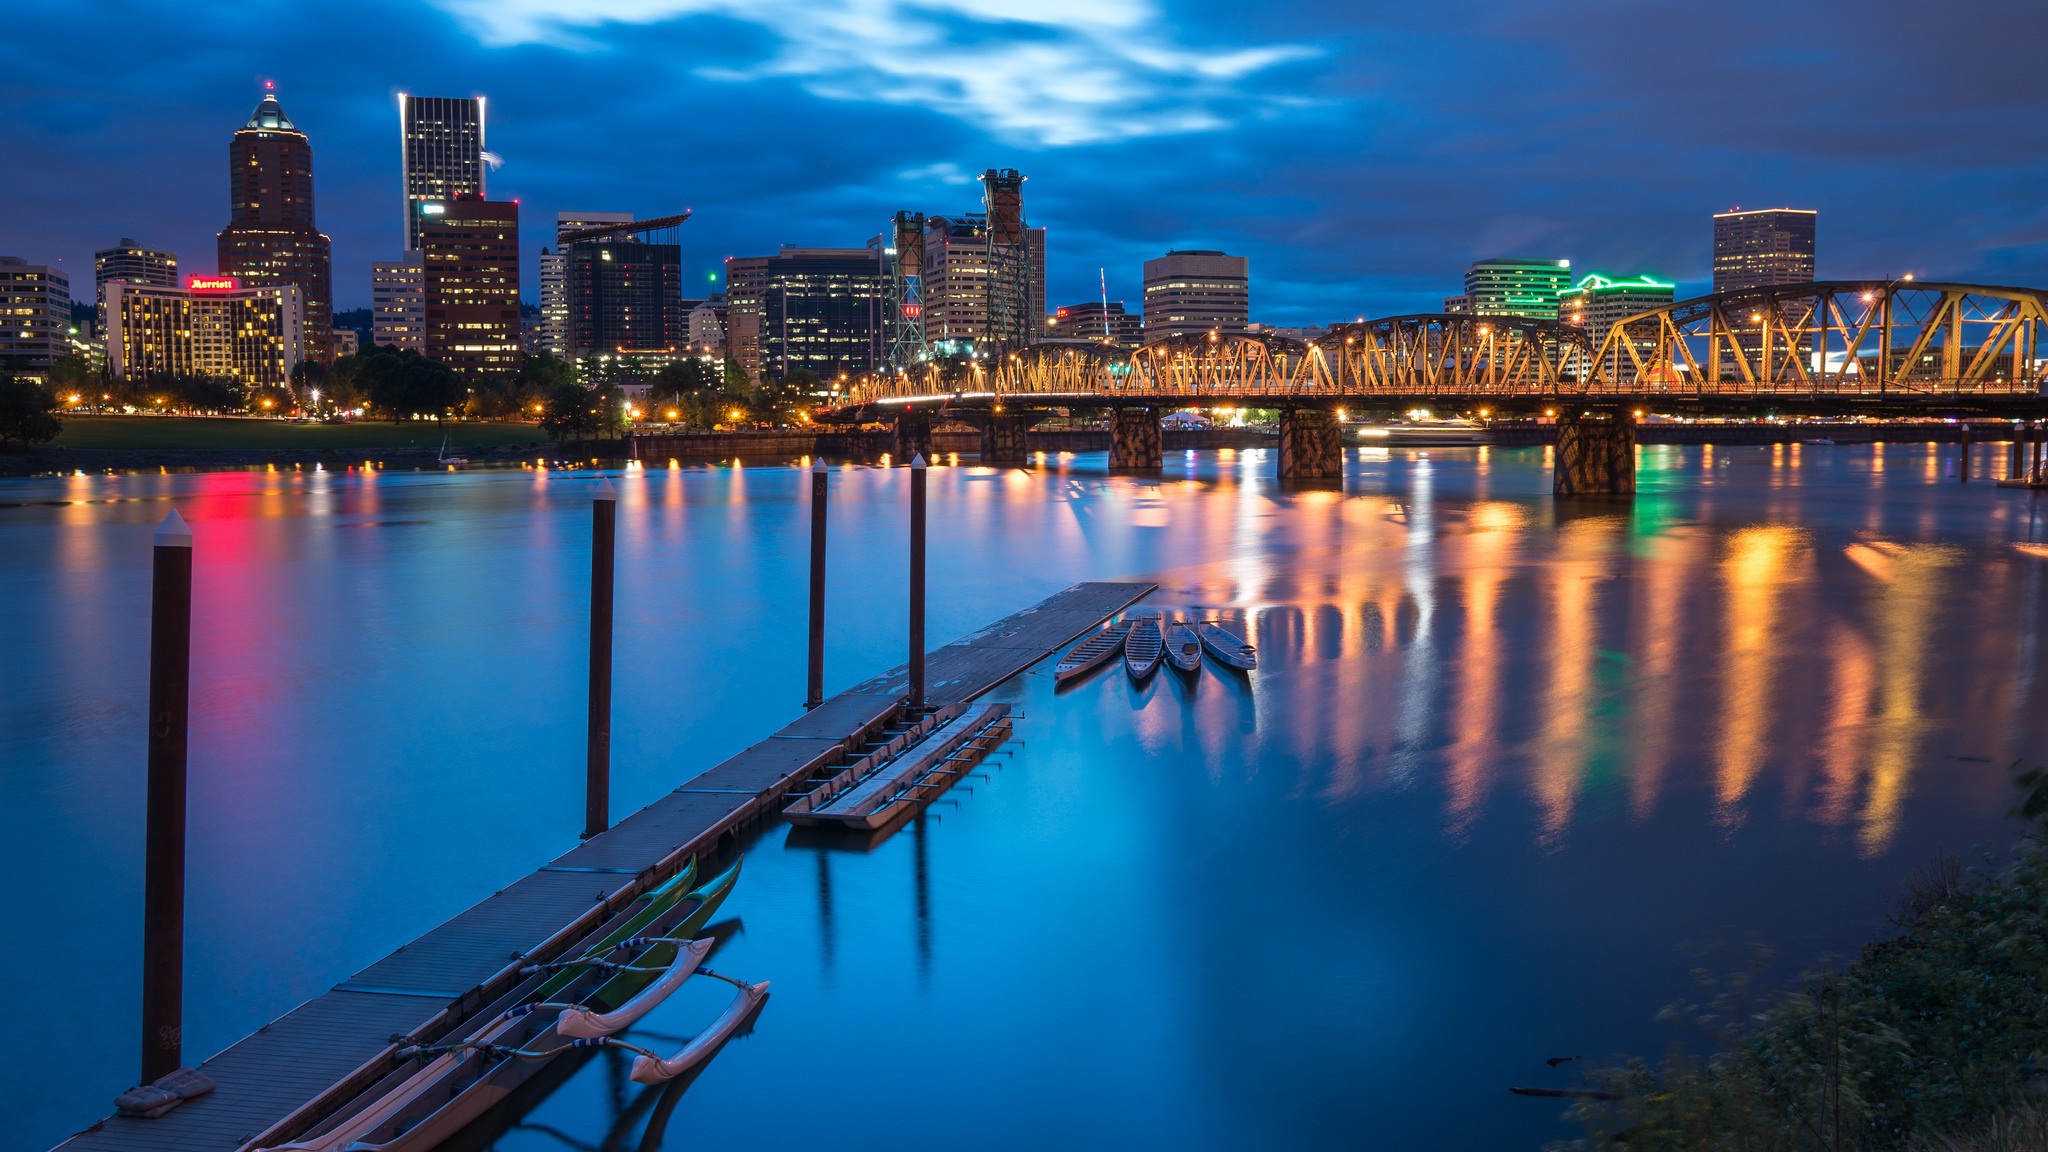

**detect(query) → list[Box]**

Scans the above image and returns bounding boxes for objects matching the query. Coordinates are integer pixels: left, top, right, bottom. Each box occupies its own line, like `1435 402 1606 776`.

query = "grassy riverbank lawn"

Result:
51 415 549 451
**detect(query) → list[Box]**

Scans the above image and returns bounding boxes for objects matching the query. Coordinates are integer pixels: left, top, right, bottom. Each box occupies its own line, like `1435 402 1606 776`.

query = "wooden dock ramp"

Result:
52 580 1153 1152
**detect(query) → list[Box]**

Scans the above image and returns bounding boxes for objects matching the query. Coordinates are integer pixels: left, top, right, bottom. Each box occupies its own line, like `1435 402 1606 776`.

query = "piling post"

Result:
585 478 616 839
806 458 828 710
142 509 193 1084
1961 421 1971 483
908 454 927 714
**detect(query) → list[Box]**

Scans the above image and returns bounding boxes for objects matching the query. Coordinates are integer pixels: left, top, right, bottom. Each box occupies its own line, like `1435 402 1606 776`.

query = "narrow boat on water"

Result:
1197 622 1258 671
264 860 748 1152
1054 622 1130 682
1162 620 1203 673
1124 618 1164 680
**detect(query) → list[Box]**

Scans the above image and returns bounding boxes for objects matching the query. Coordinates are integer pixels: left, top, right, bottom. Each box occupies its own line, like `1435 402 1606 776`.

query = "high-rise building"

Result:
371 254 425 351
216 91 332 362
756 246 885 382
400 94 486 251
419 195 520 377
0 257 72 379
1048 301 1141 348
562 214 690 364
1560 274 1675 379
1462 258 1571 320
105 275 302 387
94 239 176 335
541 212 634 358
1142 250 1249 338
922 215 989 350
1442 294 1473 314
723 255 770 384
1712 208 1816 292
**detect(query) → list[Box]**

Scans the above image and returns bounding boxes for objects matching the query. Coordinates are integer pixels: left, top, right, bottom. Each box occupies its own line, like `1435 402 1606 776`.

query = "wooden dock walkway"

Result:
53 581 1153 1152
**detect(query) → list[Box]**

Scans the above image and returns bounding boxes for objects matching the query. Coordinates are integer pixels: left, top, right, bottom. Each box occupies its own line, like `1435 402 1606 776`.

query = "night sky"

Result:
6 0 2048 325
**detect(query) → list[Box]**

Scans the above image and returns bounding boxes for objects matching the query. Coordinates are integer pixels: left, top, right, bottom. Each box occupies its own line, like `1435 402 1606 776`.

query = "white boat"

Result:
1124 618 1164 680
1197 622 1257 671
627 975 772 1084
438 433 469 467
1162 621 1202 673
1054 622 1130 682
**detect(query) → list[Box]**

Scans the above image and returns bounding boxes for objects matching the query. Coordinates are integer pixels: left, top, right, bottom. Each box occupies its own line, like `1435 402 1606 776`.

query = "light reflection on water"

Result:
2 443 2047 1150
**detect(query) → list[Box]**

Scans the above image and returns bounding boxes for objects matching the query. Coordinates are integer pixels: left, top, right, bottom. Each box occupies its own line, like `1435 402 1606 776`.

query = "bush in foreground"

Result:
1559 769 2048 1151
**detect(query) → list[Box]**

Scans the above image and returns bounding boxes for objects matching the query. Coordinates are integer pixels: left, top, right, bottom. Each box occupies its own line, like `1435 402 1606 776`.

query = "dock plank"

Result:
52 580 1154 1152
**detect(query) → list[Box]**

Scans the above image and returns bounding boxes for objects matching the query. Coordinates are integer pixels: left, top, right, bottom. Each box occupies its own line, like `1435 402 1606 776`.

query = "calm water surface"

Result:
5 442 2047 1150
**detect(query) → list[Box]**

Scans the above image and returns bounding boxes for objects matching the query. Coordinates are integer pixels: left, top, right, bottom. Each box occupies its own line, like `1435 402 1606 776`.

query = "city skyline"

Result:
5 1 2048 327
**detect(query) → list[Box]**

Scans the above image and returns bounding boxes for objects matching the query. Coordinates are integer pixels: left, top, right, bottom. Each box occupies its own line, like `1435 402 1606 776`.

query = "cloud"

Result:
425 0 1317 145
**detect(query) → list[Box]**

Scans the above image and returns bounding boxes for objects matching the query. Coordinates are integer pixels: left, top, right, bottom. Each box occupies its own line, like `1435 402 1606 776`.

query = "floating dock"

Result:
54 580 1154 1152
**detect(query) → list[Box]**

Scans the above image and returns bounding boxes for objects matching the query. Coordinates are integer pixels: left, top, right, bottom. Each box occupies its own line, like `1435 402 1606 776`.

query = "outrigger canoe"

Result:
1055 622 1130 681
1124 618 1164 680
263 860 752 1152
1162 621 1202 673
1197 622 1258 671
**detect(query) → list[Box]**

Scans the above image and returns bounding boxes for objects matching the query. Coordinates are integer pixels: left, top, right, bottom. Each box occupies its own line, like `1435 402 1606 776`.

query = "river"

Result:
3 441 2043 1150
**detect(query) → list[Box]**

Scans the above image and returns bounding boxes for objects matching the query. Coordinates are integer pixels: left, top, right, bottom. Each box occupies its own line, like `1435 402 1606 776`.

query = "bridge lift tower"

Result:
884 210 929 371
981 168 1032 354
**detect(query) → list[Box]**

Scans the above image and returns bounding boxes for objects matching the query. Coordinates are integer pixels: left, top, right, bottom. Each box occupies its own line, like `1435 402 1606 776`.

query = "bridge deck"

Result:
53 580 1156 1152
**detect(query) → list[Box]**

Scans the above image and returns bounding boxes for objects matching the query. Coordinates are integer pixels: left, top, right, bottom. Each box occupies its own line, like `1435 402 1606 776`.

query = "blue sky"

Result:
6 0 2048 324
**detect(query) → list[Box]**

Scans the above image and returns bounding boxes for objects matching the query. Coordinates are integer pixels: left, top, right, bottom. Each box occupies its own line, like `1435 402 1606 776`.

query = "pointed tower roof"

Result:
243 92 297 132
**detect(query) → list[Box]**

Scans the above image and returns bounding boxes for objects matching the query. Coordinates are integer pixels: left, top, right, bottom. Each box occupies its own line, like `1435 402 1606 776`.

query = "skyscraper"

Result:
1712 208 1817 292
420 195 520 377
723 255 770 383
94 238 176 335
541 212 633 360
106 276 301 387
1462 258 1571 319
1142 250 1249 338
756 246 884 382
216 90 332 362
400 94 486 251
922 215 990 349
563 215 690 364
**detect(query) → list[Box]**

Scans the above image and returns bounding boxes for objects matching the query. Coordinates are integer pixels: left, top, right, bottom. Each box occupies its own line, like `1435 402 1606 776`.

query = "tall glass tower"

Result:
216 90 332 362
399 94 485 251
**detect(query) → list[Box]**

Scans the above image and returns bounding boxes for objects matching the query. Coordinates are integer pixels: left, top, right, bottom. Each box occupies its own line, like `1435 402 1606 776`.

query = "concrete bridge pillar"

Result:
973 412 1041 464
1552 410 1636 495
1109 408 1162 471
1277 408 1343 479
893 410 933 463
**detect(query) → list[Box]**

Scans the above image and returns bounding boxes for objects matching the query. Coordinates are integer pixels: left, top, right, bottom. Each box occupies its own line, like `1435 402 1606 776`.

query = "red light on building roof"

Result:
187 275 240 292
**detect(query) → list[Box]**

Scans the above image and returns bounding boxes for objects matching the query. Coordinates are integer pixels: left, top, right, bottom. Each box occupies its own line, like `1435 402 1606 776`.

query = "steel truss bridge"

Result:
829 280 2048 417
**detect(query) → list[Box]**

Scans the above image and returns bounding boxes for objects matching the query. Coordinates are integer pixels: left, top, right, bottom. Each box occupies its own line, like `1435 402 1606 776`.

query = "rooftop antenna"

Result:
1099 267 1110 340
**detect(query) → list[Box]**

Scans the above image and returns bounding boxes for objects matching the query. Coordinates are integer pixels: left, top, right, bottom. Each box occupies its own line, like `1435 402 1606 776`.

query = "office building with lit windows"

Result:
0 257 72 378
1462 258 1571 320
541 212 633 358
104 275 302 387
94 239 177 335
1142 250 1249 338
1561 274 1674 379
1049 301 1142 347
371 253 424 351
1712 208 1817 292
755 246 885 382
560 215 690 365
216 91 333 361
723 255 770 384
419 195 520 377
400 94 486 251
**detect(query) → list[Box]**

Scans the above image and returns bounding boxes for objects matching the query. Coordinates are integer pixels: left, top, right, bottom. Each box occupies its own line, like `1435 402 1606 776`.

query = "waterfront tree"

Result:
0 376 62 449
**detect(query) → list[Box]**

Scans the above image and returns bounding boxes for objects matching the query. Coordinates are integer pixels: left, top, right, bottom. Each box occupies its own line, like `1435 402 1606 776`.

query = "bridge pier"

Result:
1553 410 1636 496
1277 408 1343 479
953 410 1042 464
892 410 933 464
1109 408 1162 471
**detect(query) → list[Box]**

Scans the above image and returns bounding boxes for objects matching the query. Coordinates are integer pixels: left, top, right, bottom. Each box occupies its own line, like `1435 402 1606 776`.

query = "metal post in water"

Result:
1960 421 1971 483
585 478 616 839
908 453 927 714
806 458 828 710
142 509 193 1084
